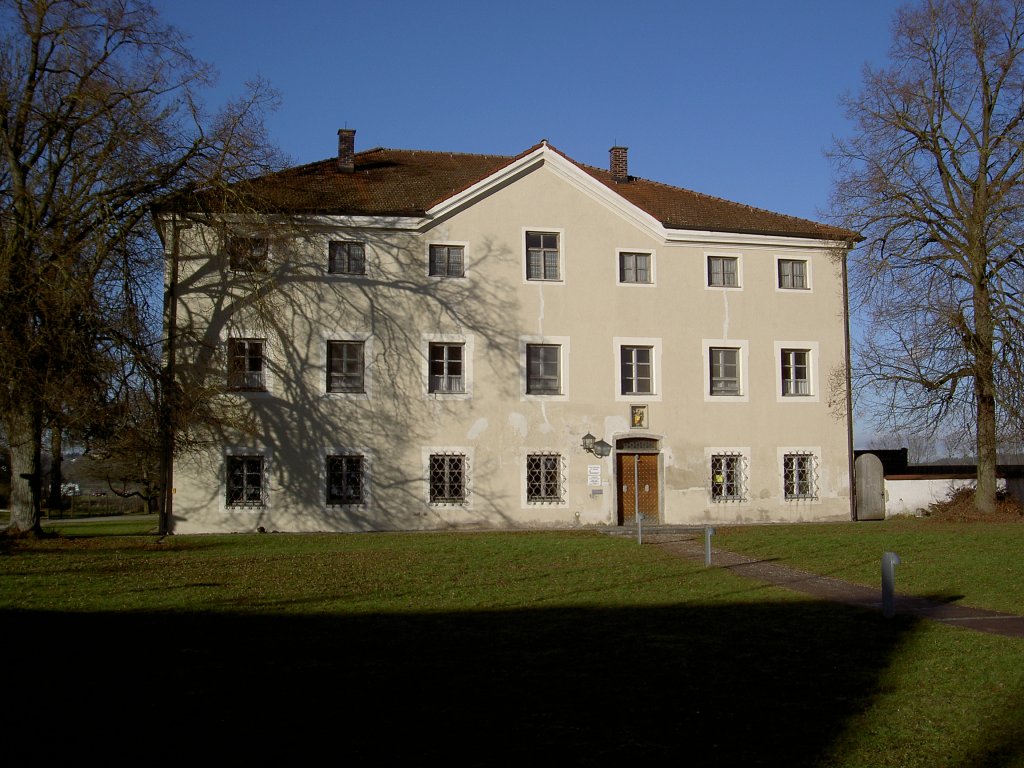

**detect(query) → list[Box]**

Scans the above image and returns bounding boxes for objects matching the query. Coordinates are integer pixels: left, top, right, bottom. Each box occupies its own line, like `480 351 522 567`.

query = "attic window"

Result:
526 231 561 281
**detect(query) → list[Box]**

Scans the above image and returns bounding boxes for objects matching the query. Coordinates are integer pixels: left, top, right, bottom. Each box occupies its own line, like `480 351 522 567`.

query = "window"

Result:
329 241 365 275
526 231 560 280
228 339 265 391
708 255 738 287
526 454 563 502
429 343 464 393
778 259 807 289
226 455 264 507
526 344 561 394
620 346 653 395
784 453 818 499
710 348 740 395
619 252 652 284
227 237 267 271
326 455 364 505
429 454 467 504
711 454 746 502
781 349 810 396
429 245 464 277
327 341 364 393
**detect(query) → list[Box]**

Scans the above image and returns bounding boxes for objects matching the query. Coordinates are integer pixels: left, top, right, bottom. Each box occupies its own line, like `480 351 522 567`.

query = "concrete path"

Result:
642 531 1024 639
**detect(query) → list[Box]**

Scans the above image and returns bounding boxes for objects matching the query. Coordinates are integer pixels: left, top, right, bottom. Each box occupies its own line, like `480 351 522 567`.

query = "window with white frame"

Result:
619 251 652 284
228 338 266 391
526 344 561 394
781 349 810 396
226 455 265 507
326 454 364 505
707 255 738 287
327 341 364 393
709 347 740 395
711 454 746 502
329 241 365 275
227 236 268 272
778 258 807 289
429 245 465 277
429 453 467 504
620 345 653 395
783 453 818 499
428 343 464 393
526 454 564 502
526 231 560 281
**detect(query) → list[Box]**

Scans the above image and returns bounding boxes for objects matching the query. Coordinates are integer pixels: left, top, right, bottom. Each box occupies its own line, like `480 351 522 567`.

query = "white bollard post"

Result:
882 551 901 618
704 526 715 567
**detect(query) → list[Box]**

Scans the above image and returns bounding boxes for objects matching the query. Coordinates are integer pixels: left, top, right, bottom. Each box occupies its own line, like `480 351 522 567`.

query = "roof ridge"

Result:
360 146 513 160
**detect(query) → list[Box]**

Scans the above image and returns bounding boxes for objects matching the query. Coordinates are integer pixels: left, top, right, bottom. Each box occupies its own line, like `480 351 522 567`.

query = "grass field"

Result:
1 525 1022 765
717 519 1024 614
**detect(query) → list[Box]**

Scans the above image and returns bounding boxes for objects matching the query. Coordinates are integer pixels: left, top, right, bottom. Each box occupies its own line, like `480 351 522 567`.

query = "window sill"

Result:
227 389 272 398
427 392 471 401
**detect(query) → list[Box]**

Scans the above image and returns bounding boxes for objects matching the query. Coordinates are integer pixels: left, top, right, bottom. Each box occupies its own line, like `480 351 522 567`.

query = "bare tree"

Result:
832 0 1024 513
0 0 280 534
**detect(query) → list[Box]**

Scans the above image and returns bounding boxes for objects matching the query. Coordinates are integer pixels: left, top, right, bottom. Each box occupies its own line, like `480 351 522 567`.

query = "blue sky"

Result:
155 0 904 445
157 0 900 223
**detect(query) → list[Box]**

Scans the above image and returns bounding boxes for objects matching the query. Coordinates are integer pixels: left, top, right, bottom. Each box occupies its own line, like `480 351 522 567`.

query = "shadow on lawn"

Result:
3 601 938 764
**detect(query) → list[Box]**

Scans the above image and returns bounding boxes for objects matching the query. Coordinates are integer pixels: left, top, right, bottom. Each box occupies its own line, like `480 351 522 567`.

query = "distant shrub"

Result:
926 486 1024 522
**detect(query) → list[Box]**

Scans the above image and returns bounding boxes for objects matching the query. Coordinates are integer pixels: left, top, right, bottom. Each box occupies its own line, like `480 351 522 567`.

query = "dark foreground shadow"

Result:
6 602 917 764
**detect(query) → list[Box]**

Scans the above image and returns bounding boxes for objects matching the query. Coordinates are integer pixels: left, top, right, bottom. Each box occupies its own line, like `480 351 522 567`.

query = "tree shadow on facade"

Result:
10 599 1017 764
169 223 525 530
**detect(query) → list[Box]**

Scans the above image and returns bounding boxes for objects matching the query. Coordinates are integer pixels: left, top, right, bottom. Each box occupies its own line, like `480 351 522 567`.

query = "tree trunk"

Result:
973 278 998 515
48 427 63 512
5 408 43 534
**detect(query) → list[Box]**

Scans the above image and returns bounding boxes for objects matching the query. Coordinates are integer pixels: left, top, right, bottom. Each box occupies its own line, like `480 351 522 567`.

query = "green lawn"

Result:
716 519 1024 614
1 528 1022 765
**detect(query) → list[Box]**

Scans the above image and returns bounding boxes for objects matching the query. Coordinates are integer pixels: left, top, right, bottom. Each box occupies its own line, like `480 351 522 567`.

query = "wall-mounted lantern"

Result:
581 432 612 458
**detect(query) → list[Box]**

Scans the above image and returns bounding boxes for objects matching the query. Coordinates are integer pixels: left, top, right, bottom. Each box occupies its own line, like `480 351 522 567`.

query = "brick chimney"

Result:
338 128 356 173
609 145 628 182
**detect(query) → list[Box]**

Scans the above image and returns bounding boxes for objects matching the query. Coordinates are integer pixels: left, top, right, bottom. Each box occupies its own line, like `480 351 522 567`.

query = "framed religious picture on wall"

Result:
630 404 648 429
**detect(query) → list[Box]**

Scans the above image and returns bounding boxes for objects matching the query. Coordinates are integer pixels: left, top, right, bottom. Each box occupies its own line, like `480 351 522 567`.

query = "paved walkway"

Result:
636 530 1024 639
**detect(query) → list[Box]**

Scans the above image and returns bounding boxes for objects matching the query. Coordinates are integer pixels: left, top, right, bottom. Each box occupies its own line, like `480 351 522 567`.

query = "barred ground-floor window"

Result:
429 453 467 504
226 455 264 507
783 453 818 499
327 454 364 505
711 454 746 501
526 453 564 502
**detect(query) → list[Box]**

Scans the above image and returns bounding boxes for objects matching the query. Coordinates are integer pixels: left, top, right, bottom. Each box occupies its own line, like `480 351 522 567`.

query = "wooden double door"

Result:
616 451 660 525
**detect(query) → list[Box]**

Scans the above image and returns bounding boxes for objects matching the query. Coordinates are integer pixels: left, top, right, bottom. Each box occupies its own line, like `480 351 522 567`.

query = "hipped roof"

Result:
176 141 857 242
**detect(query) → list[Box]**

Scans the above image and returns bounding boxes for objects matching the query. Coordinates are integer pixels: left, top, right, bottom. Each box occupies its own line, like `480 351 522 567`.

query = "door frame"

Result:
613 435 663 525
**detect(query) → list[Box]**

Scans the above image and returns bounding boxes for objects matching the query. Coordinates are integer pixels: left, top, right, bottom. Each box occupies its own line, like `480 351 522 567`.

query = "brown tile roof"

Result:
197 143 856 242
